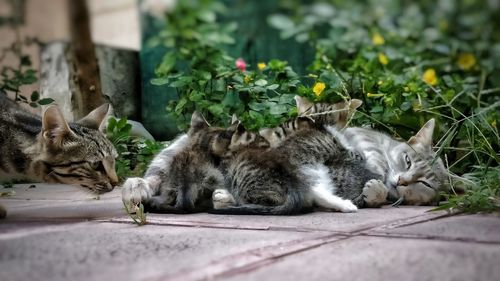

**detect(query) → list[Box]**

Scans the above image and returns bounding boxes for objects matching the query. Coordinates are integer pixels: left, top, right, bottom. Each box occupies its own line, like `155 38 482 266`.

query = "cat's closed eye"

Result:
90 161 105 172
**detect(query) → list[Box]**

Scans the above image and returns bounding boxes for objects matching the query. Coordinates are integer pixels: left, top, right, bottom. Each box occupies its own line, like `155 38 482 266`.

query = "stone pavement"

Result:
0 184 499 281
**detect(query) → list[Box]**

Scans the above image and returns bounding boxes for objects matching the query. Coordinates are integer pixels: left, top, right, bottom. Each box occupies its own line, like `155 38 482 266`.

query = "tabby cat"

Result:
326 119 449 205
121 112 269 213
210 97 384 215
0 95 119 218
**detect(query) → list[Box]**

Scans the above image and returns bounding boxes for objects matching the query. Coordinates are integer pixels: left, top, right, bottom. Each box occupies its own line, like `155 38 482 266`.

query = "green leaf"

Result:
208 104 224 116
30 91 39 102
150 77 169 86
37 98 54 105
268 14 295 30
267 84 279 90
254 79 268 86
155 52 177 76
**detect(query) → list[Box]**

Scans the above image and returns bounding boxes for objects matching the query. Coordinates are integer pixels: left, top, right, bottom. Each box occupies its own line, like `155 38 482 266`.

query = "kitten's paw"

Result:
122 177 152 211
338 199 358 213
212 189 236 209
363 179 389 207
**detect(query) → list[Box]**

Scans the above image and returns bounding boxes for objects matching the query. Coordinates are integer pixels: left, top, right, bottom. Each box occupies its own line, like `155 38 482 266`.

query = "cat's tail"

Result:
208 190 312 216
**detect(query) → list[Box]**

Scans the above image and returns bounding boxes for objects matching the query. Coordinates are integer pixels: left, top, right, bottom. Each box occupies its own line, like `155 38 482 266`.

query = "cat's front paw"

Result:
338 199 358 213
212 189 236 209
122 177 152 210
363 179 389 207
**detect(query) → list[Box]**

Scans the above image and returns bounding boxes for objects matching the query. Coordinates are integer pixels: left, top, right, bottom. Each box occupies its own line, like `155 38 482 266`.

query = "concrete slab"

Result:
0 222 320 281
117 206 444 233
0 184 124 220
373 213 500 243
224 236 500 281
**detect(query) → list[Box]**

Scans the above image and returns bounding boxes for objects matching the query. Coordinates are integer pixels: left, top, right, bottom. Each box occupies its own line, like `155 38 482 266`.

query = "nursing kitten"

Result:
122 112 268 213
212 127 379 215
0 95 118 218
211 98 380 215
326 119 449 205
259 96 362 147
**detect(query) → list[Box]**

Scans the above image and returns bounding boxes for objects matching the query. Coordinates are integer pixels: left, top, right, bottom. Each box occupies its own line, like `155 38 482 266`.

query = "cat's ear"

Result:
349 99 362 110
77 103 113 132
42 105 74 147
408 119 435 147
295 95 313 115
230 114 239 125
189 111 208 134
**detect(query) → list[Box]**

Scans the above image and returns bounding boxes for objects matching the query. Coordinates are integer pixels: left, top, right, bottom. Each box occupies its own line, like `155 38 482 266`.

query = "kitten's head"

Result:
188 112 269 158
39 104 118 193
385 119 449 203
259 96 362 146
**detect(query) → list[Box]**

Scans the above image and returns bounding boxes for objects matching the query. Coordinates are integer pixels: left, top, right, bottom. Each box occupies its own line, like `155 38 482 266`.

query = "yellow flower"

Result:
457 53 476 71
244 75 251 84
257 62 267 70
378 53 389 65
372 33 385 45
313 82 326 96
422 68 438 86
366 92 384 98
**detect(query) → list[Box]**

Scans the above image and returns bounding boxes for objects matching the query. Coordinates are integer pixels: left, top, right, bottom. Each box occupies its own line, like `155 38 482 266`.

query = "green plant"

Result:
123 201 147 226
0 0 53 107
151 0 499 212
106 117 164 180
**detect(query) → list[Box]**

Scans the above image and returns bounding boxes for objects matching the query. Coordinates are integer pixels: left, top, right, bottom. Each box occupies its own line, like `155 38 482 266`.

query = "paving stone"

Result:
375 213 500 243
0 222 318 281
131 206 441 233
224 236 500 281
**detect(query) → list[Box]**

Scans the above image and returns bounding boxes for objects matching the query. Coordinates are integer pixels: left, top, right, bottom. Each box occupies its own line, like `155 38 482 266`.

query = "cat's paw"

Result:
212 189 236 209
337 199 358 213
122 177 152 211
363 179 389 207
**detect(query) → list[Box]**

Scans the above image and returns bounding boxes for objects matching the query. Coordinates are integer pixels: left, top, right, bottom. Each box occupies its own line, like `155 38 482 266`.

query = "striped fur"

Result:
122 112 269 213
259 96 362 147
0 95 118 194
212 128 375 215
327 119 449 205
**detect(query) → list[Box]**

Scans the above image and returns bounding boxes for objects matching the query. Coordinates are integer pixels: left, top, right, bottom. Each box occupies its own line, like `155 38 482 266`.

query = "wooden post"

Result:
67 0 105 119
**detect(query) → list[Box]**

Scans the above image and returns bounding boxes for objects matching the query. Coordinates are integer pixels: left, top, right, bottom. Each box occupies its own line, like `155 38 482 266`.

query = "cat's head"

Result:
188 112 269 158
39 104 118 193
385 119 449 204
259 96 362 146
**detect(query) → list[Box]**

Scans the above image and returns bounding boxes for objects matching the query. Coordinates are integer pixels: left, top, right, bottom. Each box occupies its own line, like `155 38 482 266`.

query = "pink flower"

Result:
235 58 247 71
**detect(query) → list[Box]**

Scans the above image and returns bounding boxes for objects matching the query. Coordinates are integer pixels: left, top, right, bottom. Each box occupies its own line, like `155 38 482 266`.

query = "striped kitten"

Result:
327 119 449 205
212 127 378 215
0 95 118 192
259 96 362 147
121 112 269 213
211 98 381 215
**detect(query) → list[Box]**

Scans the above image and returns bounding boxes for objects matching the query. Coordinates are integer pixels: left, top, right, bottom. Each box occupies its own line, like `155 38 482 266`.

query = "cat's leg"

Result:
0 204 6 219
362 179 389 207
396 183 438 205
212 189 236 209
304 164 357 213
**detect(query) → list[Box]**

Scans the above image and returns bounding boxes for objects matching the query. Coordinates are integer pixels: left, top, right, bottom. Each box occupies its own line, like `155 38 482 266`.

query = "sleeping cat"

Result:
0 95 119 218
121 112 269 213
326 119 449 205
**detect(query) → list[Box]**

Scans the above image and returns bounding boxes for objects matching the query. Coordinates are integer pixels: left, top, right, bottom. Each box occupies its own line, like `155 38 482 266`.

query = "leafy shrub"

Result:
151 0 499 212
106 117 164 180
